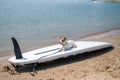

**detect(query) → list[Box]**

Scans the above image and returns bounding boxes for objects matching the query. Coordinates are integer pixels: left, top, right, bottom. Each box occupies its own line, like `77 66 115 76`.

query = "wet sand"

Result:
0 29 120 80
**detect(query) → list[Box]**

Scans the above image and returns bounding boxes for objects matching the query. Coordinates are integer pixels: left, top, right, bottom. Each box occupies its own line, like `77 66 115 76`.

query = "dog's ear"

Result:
60 36 67 42
64 37 67 40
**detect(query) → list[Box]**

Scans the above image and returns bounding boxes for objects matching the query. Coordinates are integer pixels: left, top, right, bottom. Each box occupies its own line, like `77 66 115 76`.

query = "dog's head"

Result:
60 36 67 45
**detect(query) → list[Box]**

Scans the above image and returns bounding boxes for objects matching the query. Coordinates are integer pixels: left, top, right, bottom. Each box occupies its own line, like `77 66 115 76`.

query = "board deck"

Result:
8 41 112 65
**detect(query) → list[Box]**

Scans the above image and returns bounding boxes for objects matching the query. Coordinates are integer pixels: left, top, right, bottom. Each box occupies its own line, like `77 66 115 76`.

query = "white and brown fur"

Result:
59 36 77 51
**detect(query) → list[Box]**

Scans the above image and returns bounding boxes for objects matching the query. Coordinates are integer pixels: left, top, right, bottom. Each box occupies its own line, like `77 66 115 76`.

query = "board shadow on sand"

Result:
15 46 114 73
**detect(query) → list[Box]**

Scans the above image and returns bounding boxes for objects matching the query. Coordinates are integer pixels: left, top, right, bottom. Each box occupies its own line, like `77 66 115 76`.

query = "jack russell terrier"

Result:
59 36 77 51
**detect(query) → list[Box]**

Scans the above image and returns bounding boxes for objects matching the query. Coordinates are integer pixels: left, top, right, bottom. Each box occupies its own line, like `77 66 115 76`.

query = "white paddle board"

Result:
8 40 112 66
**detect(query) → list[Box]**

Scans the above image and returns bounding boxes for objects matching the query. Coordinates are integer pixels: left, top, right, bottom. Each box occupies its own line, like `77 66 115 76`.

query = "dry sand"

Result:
0 30 120 80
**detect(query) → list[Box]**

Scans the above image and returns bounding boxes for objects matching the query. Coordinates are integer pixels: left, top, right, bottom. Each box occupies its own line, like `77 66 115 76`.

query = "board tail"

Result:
11 37 23 59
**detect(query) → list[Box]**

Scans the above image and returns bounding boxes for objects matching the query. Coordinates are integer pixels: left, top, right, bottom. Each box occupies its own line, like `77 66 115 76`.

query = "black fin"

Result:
11 37 23 59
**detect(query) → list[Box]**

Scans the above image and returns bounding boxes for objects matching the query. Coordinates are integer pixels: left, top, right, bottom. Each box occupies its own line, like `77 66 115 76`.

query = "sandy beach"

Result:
0 30 120 80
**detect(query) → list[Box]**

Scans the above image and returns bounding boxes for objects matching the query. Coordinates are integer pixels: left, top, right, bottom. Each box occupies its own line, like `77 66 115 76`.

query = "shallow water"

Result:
0 0 120 55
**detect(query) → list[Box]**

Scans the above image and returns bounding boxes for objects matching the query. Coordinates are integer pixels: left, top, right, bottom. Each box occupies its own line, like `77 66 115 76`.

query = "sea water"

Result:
0 0 120 56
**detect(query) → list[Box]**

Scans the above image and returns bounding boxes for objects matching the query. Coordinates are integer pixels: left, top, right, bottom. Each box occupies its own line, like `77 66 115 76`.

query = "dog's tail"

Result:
11 37 23 59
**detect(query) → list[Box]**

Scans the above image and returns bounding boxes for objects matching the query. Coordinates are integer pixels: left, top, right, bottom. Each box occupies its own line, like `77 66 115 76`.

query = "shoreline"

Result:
80 29 120 40
92 0 120 2
0 29 120 61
